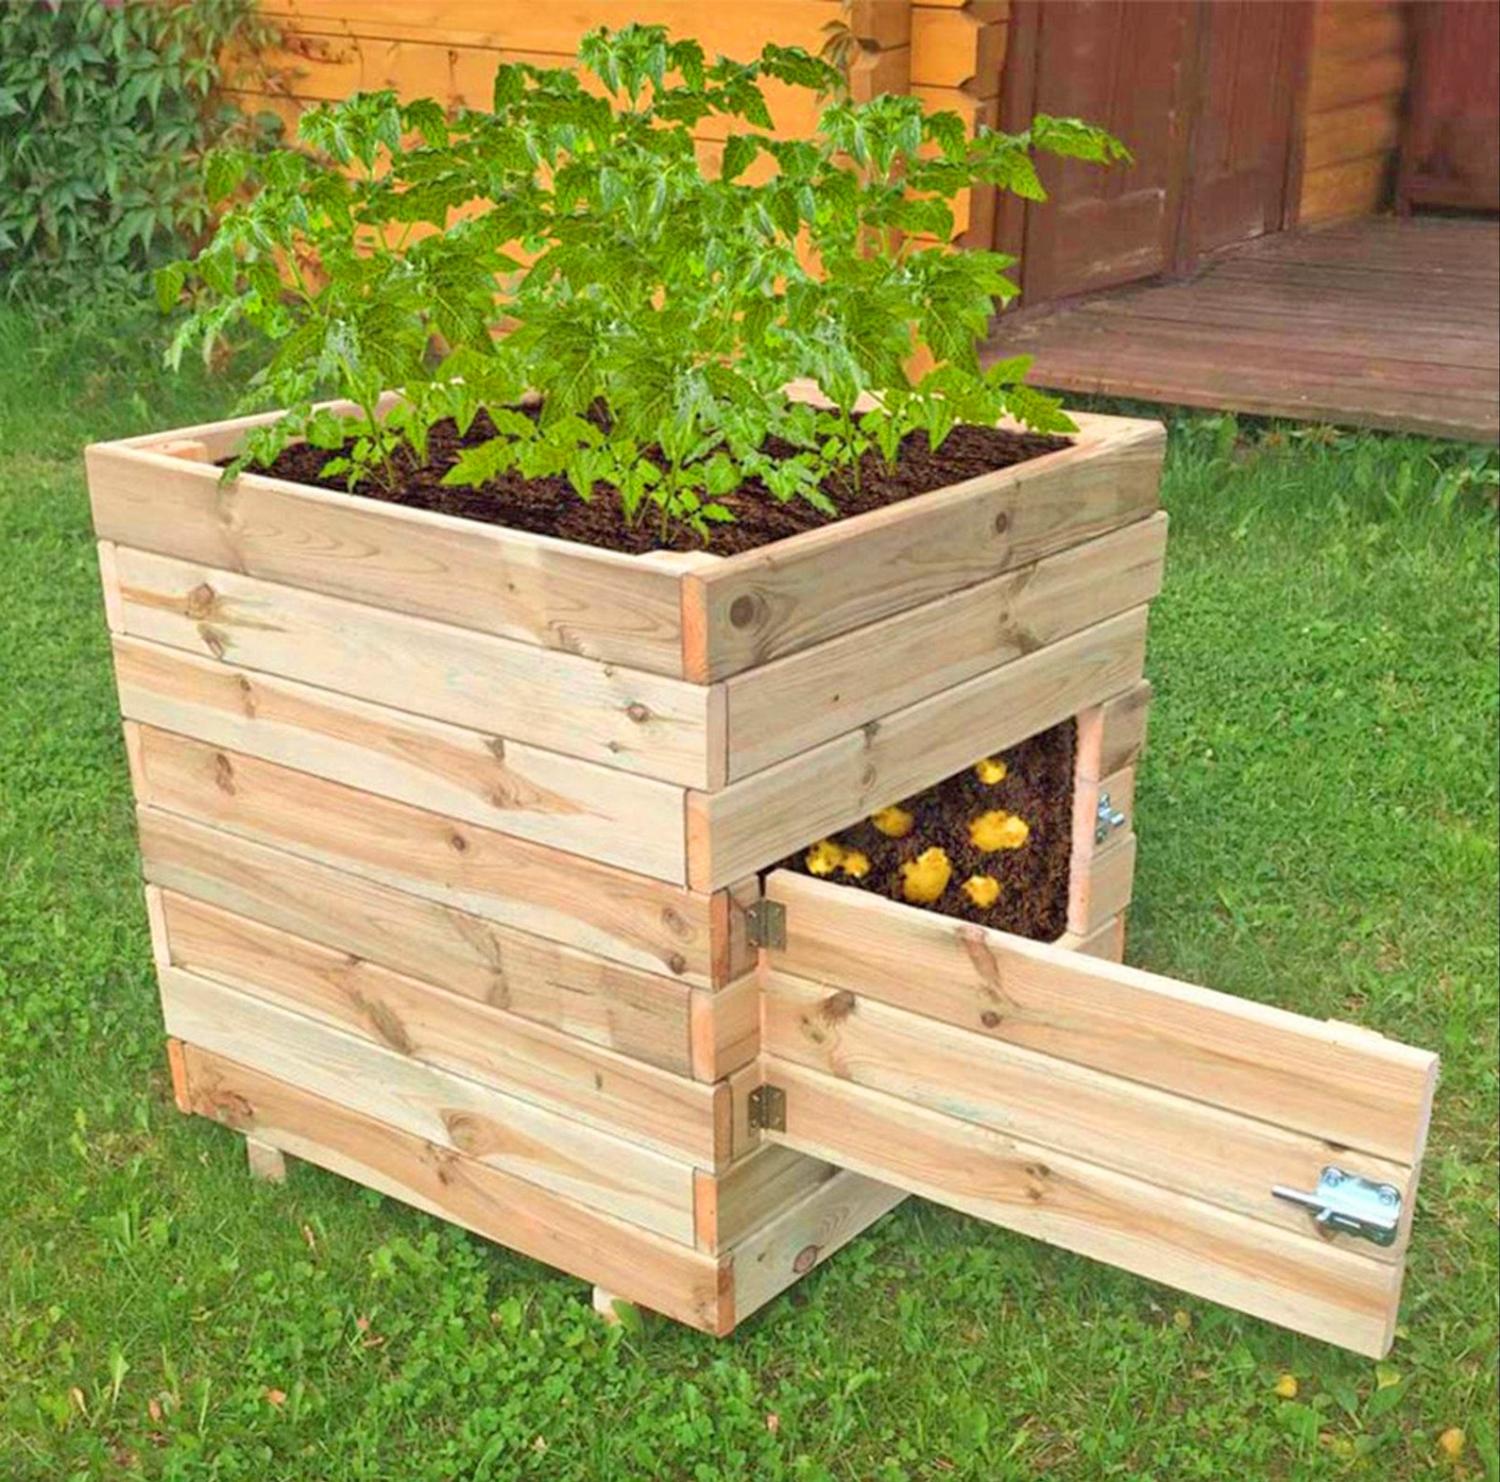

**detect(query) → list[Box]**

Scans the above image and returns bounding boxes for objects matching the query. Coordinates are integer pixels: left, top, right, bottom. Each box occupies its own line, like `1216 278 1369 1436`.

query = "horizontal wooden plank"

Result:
682 413 1162 681
723 512 1166 780
162 968 699 1242
910 7 1006 88
765 870 1438 1164
728 1163 907 1324
132 727 742 987
178 1043 729 1331
1307 47 1407 114
85 441 687 676
1304 96 1402 172
112 635 687 882
138 810 698 1073
1299 156 1394 225
696 1143 838 1253
688 606 1150 888
689 970 761 1083
762 1057 1405 1356
110 545 716 787
160 892 725 1165
1068 831 1136 937
1076 682 1151 782
764 973 1411 1255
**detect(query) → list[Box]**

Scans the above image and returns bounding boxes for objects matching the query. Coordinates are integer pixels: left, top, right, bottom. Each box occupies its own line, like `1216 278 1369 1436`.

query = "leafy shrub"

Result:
164 24 1127 541
0 0 280 305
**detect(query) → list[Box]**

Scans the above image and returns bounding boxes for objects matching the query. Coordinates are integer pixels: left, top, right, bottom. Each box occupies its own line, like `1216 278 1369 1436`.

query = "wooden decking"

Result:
988 217 1499 443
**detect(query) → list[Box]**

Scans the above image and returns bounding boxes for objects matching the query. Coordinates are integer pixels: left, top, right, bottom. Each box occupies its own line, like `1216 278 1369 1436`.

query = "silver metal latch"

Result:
1272 1165 1402 1246
1095 791 1127 844
747 1083 786 1133
745 899 786 951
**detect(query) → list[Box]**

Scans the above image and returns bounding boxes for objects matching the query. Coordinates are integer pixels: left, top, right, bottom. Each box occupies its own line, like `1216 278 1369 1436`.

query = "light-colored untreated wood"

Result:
110 544 717 787
726 1165 907 1326
1067 832 1137 937
689 970 760 1084
132 727 744 988
696 1144 839 1254
159 892 727 1165
1055 912 1125 963
112 635 688 881
681 414 1163 681
723 513 1166 780
764 871 1438 1163
162 967 700 1243
1076 681 1152 781
687 606 1149 888
138 809 699 1074
86 441 689 675
179 1042 730 1332
762 971 1412 1255
760 1056 1407 1357
245 1135 287 1183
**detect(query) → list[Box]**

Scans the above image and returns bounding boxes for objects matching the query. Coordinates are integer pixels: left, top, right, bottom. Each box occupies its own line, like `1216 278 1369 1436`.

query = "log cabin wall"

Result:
1297 0 1412 224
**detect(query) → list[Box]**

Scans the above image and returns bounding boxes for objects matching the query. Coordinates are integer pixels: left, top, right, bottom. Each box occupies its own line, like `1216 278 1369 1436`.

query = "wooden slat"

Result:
723 513 1166 780
727 1165 906 1325
160 892 726 1165
1299 156 1393 224
138 810 698 1073
764 973 1412 1254
687 606 1150 888
765 871 1438 1163
112 635 687 882
681 413 1163 681
1076 682 1151 782
1068 831 1137 937
85 442 687 676
695 1144 839 1254
1306 47 1407 114
133 727 742 988
178 1043 729 1332
910 7 1006 89
162 969 699 1243
109 545 716 787
1304 96 1402 172
762 1057 1406 1356
689 970 761 1083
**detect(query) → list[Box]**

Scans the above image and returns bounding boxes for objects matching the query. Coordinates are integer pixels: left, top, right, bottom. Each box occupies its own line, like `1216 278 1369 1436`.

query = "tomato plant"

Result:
161 23 1127 540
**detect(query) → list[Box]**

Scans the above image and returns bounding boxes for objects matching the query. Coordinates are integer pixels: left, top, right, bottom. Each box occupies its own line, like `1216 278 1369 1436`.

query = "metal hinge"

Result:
747 1083 786 1133
745 898 786 951
1272 1165 1403 1247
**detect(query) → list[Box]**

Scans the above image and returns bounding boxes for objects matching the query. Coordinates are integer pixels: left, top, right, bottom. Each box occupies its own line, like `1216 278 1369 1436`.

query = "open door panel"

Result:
756 871 1438 1357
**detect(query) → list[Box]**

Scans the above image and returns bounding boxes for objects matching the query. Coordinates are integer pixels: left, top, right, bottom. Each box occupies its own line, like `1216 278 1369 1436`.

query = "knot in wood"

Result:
819 990 857 1025
212 752 235 794
660 905 689 939
980 1009 1002 1029
728 593 760 630
625 701 652 725
792 1243 821 1275
185 582 217 618
992 510 1011 537
448 831 469 854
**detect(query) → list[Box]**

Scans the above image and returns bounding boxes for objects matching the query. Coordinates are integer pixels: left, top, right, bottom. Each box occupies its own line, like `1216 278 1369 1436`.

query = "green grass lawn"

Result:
2 307 1496 1481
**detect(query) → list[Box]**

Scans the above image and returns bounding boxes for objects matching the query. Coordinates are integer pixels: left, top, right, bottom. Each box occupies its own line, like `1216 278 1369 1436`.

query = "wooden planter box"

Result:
86 401 1435 1355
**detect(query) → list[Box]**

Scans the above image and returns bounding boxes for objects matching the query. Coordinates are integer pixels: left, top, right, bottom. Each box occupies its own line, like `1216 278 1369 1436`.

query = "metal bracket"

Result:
747 1083 786 1134
1272 1165 1403 1247
746 898 786 951
1095 791 1128 845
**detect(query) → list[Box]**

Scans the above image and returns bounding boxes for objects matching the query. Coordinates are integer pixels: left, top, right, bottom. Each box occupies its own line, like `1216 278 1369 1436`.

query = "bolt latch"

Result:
1271 1165 1403 1247
1095 791 1128 844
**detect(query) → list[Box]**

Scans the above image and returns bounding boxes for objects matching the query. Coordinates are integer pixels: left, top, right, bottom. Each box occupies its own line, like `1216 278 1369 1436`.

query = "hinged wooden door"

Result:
755 871 1437 1357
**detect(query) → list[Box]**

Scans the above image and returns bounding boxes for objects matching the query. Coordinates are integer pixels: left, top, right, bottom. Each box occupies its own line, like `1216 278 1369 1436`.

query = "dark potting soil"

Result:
776 721 1076 942
246 409 1071 555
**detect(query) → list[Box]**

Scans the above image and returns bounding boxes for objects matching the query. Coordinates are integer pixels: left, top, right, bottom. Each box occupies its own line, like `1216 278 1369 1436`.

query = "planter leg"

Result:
246 1136 287 1184
591 1286 624 1325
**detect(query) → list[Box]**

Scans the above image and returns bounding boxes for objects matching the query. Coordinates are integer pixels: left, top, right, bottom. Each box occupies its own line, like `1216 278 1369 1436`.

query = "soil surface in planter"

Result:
245 412 1070 556
777 721 1075 942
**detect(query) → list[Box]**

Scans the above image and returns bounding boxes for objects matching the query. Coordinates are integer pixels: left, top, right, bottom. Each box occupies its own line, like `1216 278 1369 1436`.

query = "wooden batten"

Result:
111 634 689 882
131 726 747 988
176 1043 732 1333
86 439 689 676
686 606 1150 889
138 809 702 1074
159 892 728 1166
108 545 717 787
162 967 701 1243
680 414 1164 682
688 970 761 1084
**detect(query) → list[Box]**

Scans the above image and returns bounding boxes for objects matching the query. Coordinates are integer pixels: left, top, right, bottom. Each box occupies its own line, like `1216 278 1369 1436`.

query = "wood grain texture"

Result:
159 892 726 1165
687 606 1150 888
727 1165 907 1325
86 442 687 675
689 970 761 1084
723 513 1166 780
109 544 715 786
138 809 698 1073
764 871 1438 1164
133 726 738 987
698 1144 840 1254
113 636 687 882
1067 832 1137 937
1054 912 1125 963
178 1043 730 1331
681 413 1163 681
763 972 1412 1255
761 1057 1407 1356
161 967 699 1242
1075 681 1152 781
245 1136 287 1183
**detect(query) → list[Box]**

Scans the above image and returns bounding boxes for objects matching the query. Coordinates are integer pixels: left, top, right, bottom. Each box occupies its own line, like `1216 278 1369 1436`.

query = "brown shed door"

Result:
757 871 1437 1358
